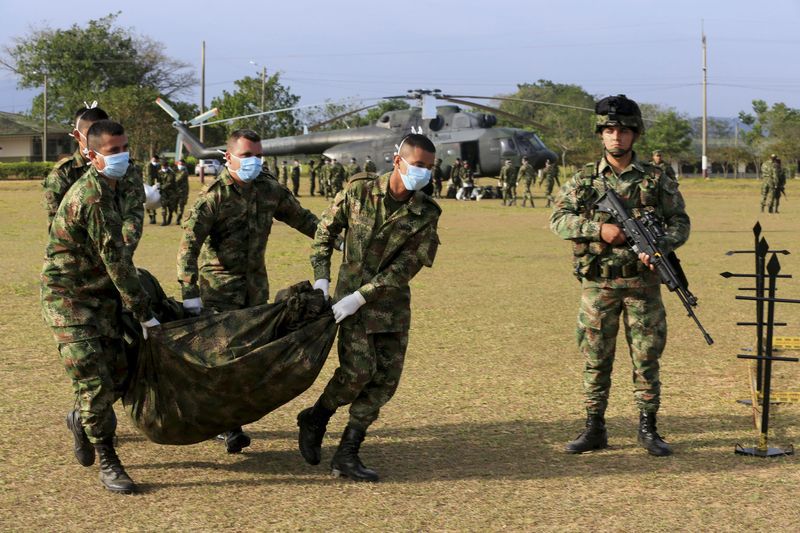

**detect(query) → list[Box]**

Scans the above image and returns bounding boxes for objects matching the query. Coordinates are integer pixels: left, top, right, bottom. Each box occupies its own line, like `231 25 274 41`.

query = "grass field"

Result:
1 176 799 531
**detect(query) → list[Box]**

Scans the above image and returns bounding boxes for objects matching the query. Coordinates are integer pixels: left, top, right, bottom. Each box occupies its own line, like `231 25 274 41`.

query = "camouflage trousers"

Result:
543 181 557 206
57 332 127 443
502 186 517 205
576 280 666 415
761 183 772 209
521 185 535 207
319 321 408 431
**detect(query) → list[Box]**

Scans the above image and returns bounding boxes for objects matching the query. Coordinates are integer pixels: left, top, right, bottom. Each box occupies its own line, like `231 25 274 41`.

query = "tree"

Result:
208 73 299 141
1 13 196 125
496 80 597 166
636 107 694 163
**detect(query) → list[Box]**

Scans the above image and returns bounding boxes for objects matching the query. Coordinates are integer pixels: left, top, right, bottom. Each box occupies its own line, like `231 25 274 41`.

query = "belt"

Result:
592 262 644 279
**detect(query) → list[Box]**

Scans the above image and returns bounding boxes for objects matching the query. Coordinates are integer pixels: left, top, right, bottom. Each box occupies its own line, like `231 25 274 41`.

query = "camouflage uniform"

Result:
345 161 362 180
145 160 160 223
331 161 346 195
550 155 690 415
308 160 318 196
291 163 301 196
320 161 331 198
40 167 152 443
760 159 777 212
518 161 536 207
43 149 145 250
770 163 787 213
651 160 676 181
158 166 177 224
540 162 561 207
311 173 441 429
280 162 289 188
177 167 319 312
499 161 519 206
431 160 444 198
364 158 377 173
175 165 190 224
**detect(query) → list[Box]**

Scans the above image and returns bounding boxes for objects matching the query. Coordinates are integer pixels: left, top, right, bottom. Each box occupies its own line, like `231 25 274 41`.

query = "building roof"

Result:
0 111 70 137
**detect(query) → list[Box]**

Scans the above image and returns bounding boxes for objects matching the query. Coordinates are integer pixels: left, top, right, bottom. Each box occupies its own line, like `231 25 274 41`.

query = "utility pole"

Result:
42 70 47 162
199 40 206 184
261 66 266 112
701 21 708 179
735 119 740 179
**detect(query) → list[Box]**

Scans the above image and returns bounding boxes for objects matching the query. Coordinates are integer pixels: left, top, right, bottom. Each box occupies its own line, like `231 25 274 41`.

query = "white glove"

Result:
332 291 366 324
313 279 330 300
140 317 161 340
183 297 203 315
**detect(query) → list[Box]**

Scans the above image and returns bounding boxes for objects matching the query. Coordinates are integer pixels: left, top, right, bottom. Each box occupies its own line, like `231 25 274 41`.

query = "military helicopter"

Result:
158 89 559 178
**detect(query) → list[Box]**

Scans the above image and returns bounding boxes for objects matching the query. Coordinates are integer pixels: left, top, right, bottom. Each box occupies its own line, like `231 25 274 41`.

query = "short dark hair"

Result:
74 107 109 131
87 120 125 150
227 129 261 148
398 133 436 156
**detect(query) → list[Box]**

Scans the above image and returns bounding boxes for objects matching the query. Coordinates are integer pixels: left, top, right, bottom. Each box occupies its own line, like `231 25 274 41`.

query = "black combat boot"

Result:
160 214 168 226
297 401 336 465
565 414 608 454
330 425 379 482
94 439 136 494
149 213 157 224
224 427 251 454
638 412 672 457
66 410 95 467
165 212 173 225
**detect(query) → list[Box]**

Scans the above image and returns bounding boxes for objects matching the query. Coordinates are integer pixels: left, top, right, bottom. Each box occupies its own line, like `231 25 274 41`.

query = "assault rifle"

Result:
595 188 714 345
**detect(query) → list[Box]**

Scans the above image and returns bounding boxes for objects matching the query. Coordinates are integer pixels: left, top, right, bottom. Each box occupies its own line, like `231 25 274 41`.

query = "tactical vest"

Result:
572 162 667 279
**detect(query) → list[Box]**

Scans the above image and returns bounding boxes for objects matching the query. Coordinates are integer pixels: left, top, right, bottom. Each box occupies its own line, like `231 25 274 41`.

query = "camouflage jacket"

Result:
345 163 362 177
550 154 690 287
652 161 676 181
177 167 319 308
331 163 346 185
761 161 780 187
40 167 151 343
291 165 301 180
311 173 441 333
499 164 519 186
431 163 444 183
449 163 462 183
175 168 190 201
540 164 560 185
517 162 536 186
43 149 145 250
364 160 377 173
146 161 159 185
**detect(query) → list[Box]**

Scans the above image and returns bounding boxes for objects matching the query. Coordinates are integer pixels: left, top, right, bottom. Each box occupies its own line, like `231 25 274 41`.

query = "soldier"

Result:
499 159 519 206
297 133 441 482
462 161 475 199
146 155 160 224
320 158 331 198
308 159 318 196
44 106 145 247
518 156 536 207
177 129 320 453
650 150 676 181
331 158 346 194
364 155 377 173
345 157 362 179
41 120 160 494
291 159 301 196
770 157 787 214
174 159 190 224
539 158 561 208
761 154 779 213
550 94 690 457
431 158 444 198
448 158 462 198
272 156 279 177
280 160 289 187
158 159 177 226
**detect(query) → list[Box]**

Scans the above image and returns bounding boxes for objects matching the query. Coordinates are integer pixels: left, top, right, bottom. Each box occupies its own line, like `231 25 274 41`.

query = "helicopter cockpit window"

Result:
500 138 517 155
515 135 534 152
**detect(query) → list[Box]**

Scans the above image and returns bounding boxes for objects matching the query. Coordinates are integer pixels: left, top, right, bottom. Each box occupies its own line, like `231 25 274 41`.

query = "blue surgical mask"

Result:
97 151 129 179
399 157 432 191
228 154 262 182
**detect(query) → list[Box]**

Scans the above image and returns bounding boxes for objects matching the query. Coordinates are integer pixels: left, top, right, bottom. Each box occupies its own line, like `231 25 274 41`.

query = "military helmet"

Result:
594 94 644 133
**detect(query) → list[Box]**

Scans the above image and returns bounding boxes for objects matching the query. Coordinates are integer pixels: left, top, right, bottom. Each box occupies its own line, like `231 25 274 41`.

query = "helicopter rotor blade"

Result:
155 97 181 121
175 133 184 161
188 107 219 126
443 94 595 113
437 95 550 132
308 103 381 132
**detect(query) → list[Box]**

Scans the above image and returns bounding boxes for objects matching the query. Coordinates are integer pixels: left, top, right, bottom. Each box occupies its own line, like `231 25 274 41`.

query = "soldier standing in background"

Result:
280 160 289 187
431 158 443 198
539 159 561 208
651 150 676 181
769 157 787 214
308 159 318 196
174 159 190 225
291 159 301 196
550 94 690 457
146 155 160 224
158 160 177 226
760 154 778 213
297 133 441 482
518 156 536 208
499 159 518 206
331 158 346 194
320 159 331 198
345 157 362 179
177 129 320 454
41 120 160 494
364 155 377 173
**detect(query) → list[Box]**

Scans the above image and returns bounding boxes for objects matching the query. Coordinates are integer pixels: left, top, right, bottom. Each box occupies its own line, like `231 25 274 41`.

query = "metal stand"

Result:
722 223 797 457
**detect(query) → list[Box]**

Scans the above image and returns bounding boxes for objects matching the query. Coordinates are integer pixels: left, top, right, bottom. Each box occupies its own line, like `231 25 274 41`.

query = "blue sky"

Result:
2 0 799 119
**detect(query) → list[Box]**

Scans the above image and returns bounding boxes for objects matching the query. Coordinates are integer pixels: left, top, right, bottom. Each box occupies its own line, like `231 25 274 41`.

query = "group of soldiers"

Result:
145 155 190 225
269 155 379 199
760 154 789 213
498 157 559 208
